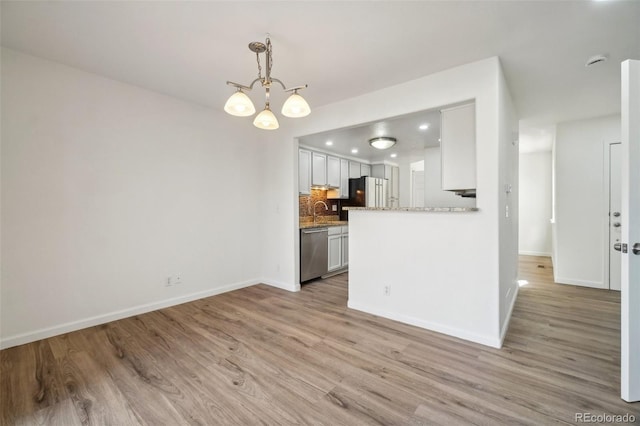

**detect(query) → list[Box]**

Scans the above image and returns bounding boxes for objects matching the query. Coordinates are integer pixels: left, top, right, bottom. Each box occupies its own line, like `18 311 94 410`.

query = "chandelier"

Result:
224 34 310 130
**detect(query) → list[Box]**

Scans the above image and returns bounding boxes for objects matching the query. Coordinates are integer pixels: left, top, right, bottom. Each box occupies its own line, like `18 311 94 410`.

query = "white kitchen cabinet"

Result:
441 102 476 191
312 152 327 187
361 164 371 177
328 225 349 272
298 149 311 195
329 158 350 199
340 159 349 198
328 233 342 272
327 156 341 188
341 231 349 267
349 161 361 179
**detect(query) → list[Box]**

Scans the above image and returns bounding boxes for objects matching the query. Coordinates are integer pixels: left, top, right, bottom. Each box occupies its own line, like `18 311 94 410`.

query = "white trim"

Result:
499 285 519 346
0 279 259 350
554 277 606 289
260 279 299 292
347 300 501 348
518 251 551 257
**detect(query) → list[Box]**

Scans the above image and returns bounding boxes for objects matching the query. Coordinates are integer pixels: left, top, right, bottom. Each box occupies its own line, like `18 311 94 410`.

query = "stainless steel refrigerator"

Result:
349 177 388 208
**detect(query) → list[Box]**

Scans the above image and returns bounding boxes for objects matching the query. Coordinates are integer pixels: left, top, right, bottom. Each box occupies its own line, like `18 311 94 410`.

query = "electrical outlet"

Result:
383 285 391 296
332 205 337 212
166 276 174 287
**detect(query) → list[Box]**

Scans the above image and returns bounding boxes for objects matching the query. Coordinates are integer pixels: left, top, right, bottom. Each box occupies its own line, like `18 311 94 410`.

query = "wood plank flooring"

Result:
2 256 639 425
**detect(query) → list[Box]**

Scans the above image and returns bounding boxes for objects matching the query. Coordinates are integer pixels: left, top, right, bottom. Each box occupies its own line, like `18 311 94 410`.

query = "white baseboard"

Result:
0 279 259 350
519 251 552 257
260 279 299 292
499 285 519 347
347 300 501 348
554 276 605 289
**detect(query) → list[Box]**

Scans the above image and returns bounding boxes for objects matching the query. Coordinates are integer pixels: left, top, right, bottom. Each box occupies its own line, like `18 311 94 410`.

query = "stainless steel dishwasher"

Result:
300 228 328 282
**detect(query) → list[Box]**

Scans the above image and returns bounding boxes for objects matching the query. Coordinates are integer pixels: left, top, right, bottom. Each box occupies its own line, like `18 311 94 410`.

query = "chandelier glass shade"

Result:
224 35 310 130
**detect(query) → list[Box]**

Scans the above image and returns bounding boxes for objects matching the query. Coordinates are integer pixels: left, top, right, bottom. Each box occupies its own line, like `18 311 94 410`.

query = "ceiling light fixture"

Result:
224 34 310 130
369 137 397 150
419 123 430 130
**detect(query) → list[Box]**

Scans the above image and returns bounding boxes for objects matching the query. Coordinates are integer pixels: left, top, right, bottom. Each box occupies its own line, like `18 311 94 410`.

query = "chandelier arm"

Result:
247 78 264 90
226 81 252 91
269 78 288 91
284 84 308 93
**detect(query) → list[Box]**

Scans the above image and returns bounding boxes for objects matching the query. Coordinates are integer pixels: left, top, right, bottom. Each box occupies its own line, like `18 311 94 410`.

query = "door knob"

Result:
613 222 621 228
633 243 640 255
613 212 621 217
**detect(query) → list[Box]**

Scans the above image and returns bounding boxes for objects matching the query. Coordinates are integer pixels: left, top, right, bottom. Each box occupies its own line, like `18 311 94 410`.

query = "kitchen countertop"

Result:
343 207 479 212
300 221 349 229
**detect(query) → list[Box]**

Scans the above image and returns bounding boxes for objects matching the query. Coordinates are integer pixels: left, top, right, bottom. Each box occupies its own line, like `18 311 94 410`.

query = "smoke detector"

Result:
585 54 608 67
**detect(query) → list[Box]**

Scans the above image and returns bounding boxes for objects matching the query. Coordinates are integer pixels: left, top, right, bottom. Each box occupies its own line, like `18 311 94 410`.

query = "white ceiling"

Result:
2 1 638 152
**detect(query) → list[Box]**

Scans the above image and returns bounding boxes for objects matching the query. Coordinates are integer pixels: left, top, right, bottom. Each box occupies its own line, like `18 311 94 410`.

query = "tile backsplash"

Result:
299 189 340 220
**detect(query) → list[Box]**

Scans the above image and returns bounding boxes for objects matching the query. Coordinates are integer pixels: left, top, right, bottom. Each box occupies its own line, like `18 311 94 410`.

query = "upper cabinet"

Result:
312 152 327 186
327 156 341 188
361 164 371 177
299 149 312 195
349 161 361 179
440 102 476 194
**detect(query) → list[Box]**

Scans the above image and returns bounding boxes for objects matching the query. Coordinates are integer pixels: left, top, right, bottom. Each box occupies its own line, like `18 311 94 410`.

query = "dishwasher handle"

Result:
302 229 328 234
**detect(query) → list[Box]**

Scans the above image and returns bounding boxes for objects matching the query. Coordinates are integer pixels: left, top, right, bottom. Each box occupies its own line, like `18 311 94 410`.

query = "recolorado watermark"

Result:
575 412 636 423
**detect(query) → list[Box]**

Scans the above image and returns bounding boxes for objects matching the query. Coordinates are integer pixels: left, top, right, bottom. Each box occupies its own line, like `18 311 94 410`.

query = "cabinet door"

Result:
298 149 312 195
328 235 342 271
441 103 476 191
361 164 371 177
349 161 361 179
340 159 349 199
341 234 349 267
327 156 341 188
312 152 327 186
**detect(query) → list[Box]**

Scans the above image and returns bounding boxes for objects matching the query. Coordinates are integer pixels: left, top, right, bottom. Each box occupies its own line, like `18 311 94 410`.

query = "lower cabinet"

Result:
328 226 349 272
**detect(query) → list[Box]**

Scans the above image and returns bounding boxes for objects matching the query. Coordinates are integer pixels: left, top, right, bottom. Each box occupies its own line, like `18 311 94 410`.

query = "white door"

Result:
620 59 639 402
609 143 622 291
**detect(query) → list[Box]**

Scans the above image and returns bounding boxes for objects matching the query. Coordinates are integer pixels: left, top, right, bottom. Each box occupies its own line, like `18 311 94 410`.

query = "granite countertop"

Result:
300 220 349 229
343 207 479 212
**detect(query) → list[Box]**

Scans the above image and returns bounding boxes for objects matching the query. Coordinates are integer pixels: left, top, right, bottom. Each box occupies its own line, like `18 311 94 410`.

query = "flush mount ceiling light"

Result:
585 54 609 67
224 34 310 130
369 137 397 150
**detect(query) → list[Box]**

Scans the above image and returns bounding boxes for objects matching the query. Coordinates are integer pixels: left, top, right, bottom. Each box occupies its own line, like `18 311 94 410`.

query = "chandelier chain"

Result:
255 51 262 80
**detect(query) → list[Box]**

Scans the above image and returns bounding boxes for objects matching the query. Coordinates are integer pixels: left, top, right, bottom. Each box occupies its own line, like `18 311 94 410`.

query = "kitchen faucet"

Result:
313 201 329 224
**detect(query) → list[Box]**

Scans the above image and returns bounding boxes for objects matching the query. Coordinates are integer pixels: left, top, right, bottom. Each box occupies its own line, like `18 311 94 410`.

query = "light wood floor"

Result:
2 256 638 425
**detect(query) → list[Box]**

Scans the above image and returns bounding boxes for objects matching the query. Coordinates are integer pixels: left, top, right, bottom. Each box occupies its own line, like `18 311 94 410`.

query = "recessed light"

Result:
419 123 430 130
390 153 397 158
351 148 358 154
325 140 333 146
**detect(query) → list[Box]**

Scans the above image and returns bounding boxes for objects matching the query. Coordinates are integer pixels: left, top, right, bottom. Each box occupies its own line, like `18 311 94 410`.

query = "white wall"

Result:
554 114 620 288
497 68 519 339
0 48 267 348
519 151 552 256
262 57 516 347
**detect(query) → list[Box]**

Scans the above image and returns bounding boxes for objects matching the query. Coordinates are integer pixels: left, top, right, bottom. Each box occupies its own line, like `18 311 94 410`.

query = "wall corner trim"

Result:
499 285 520 346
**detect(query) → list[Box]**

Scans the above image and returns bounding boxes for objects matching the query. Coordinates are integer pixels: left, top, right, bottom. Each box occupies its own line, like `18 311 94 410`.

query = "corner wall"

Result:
554 115 620 288
0 48 266 348
497 66 519 341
